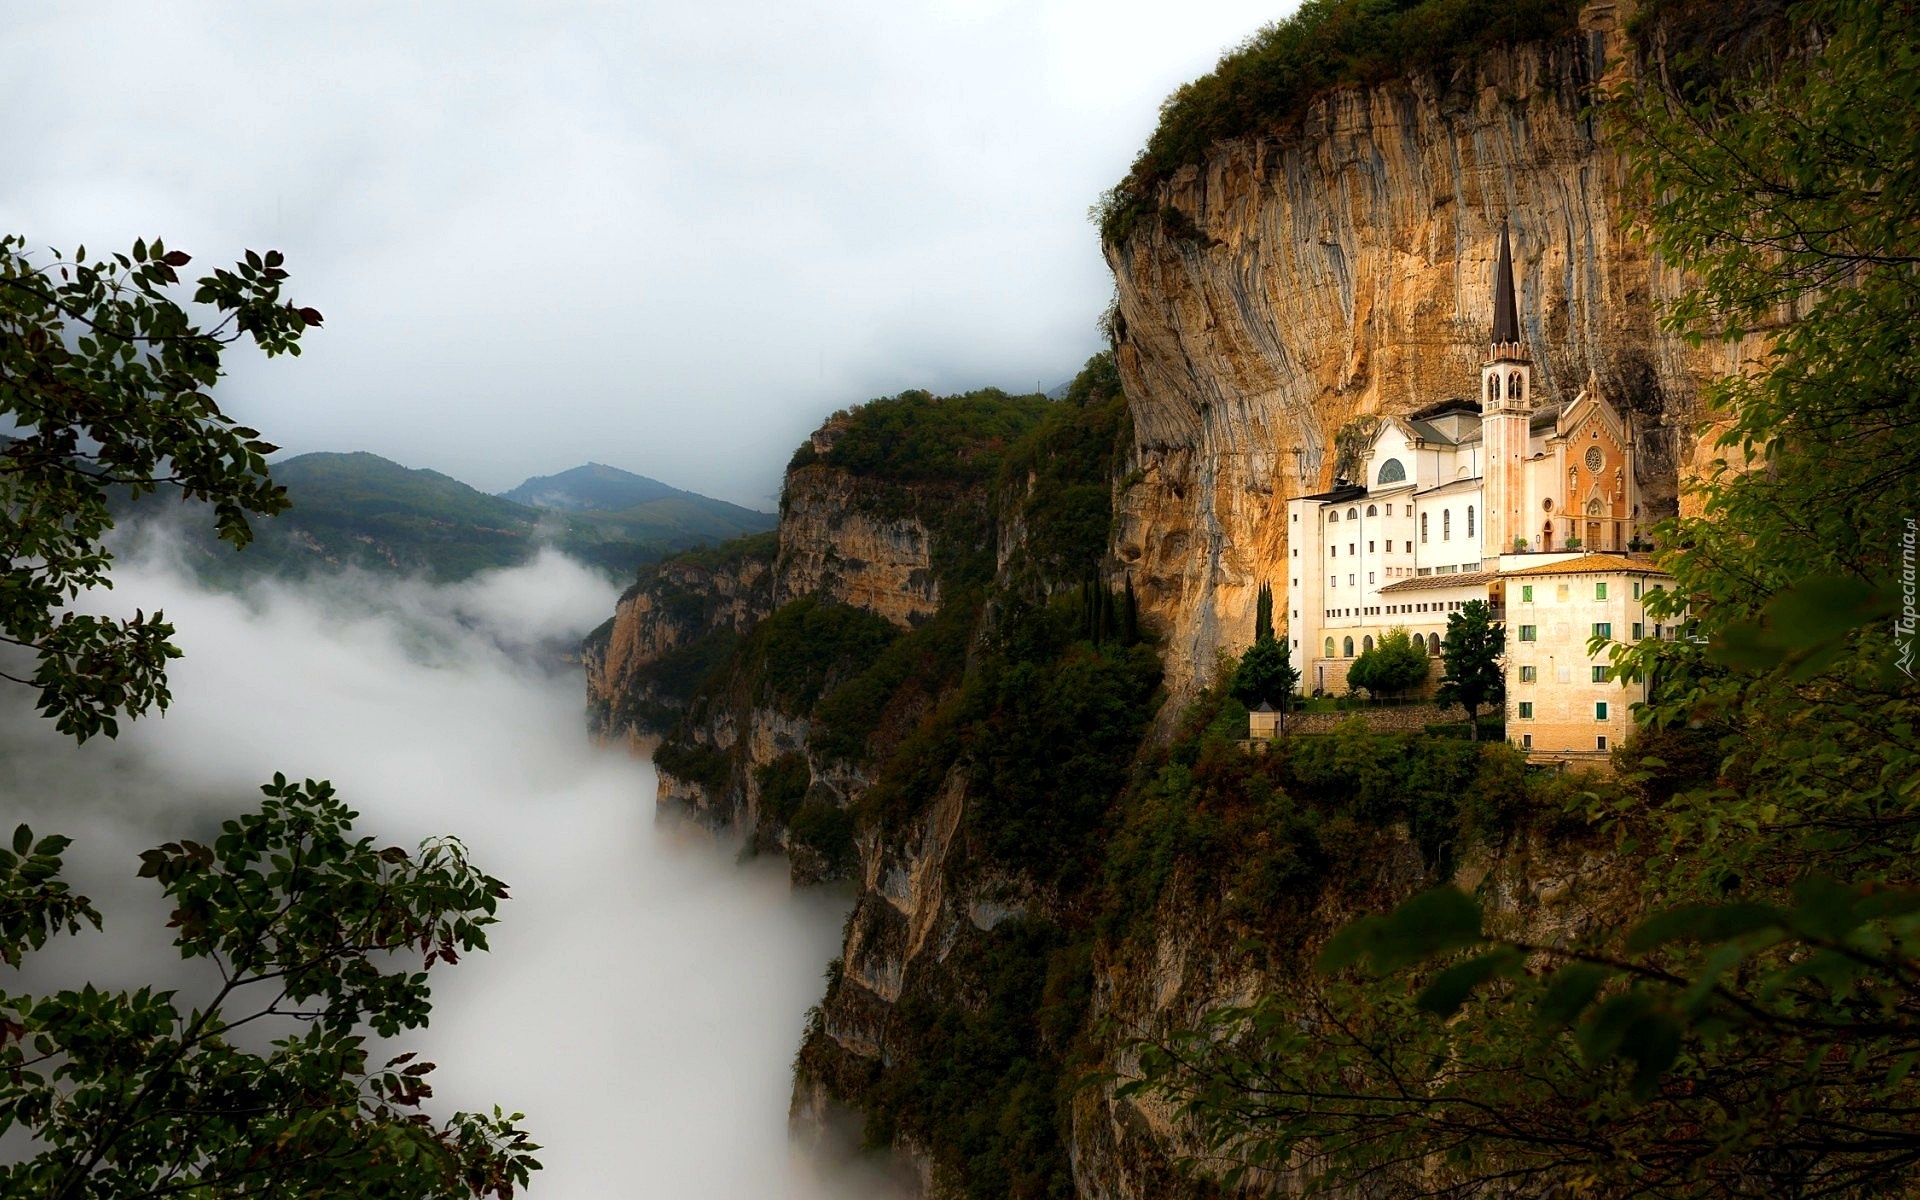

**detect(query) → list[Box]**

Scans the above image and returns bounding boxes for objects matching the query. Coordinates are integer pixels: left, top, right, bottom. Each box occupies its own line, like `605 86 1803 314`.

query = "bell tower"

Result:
1480 220 1532 564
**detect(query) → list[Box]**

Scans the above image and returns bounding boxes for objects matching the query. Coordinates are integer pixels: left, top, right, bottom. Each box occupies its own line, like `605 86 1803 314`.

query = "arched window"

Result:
1366 504 1378 517
1346 508 1359 521
1363 635 1375 652
1414 634 1428 656
1325 637 1335 658
1377 457 1406 485
1507 372 1521 399
1443 510 1452 539
1420 512 1429 542
1486 376 1496 403
1467 505 1475 538
1328 510 1339 523
1428 632 1441 655
1343 636 1355 657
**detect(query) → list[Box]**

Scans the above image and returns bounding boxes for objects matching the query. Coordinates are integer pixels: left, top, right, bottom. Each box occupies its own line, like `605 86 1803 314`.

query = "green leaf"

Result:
1319 888 1484 975
1537 962 1612 1029
1625 902 1785 952
1317 915 1384 972
1578 991 1654 1065
1623 1012 1683 1099
11 824 29 856
1789 873 1865 941
1416 949 1523 1017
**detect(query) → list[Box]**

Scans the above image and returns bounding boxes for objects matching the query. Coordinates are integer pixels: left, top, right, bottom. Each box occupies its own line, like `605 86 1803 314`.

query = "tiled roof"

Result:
1379 570 1498 593
1501 553 1666 577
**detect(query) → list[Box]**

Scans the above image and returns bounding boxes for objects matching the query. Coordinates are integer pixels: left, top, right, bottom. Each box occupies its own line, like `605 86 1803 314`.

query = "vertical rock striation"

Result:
1106 1 1742 696
777 465 941 628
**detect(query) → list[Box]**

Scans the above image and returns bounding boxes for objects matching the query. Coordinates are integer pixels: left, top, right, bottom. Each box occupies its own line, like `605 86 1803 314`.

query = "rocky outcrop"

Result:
1105 0 1750 696
777 466 939 627
633 406 1003 864
582 536 776 745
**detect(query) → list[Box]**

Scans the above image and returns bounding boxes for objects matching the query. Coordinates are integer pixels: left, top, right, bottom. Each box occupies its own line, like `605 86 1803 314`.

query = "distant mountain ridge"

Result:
501 462 688 512
140 452 775 583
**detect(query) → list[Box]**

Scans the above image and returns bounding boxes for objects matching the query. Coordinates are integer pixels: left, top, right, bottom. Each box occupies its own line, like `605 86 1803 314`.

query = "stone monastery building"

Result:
1282 224 1673 761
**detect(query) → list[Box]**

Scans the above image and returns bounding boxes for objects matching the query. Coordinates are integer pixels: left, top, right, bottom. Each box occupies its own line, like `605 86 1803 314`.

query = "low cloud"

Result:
0 545 905 1198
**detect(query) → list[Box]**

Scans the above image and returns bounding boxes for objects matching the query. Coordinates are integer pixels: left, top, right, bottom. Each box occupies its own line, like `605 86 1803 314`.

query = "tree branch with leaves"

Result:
0 235 320 741
0 777 540 1199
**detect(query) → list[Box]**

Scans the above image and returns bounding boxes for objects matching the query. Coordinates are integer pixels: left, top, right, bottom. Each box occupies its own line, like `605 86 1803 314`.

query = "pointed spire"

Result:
1491 219 1524 357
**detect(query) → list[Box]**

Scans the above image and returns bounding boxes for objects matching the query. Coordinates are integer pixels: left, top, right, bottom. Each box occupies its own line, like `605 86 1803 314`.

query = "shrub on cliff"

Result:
994 354 1133 588
797 388 1050 485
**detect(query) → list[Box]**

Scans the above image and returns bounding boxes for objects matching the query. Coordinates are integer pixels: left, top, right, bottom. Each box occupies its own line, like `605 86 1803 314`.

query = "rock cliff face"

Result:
1106 0 1743 695
1067 827 1639 1199
777 466 939 628
582 534 776 746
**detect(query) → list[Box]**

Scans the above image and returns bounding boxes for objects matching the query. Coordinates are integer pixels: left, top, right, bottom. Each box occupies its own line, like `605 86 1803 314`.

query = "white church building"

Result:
1280 224 1671 760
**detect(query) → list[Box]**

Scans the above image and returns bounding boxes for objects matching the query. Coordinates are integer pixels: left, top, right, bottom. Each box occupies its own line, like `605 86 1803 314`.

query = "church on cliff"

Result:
1281 224 1672 761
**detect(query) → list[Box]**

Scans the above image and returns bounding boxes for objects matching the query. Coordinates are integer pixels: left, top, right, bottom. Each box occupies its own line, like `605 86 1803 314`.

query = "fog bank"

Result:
0 543 902 1198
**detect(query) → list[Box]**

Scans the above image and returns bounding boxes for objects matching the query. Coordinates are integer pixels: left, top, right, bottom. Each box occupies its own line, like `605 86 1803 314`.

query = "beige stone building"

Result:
1279 224 1671 758
1502 553 1672 761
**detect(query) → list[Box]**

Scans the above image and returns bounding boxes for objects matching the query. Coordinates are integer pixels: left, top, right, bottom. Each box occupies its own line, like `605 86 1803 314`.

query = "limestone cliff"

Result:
1105 0 1746 696
583 532 777 746
777 466 940 628
636 387 1057 870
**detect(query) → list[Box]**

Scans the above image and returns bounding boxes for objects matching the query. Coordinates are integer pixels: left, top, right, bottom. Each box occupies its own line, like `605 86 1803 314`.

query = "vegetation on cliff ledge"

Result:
1095 0 1583 245
786 386 1050 484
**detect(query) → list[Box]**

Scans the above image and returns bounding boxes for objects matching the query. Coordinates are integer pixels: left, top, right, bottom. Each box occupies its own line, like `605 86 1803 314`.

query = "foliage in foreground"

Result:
0 777 538 1198
1 230 537 1196
0 235 315 740
1127 1 1920 1194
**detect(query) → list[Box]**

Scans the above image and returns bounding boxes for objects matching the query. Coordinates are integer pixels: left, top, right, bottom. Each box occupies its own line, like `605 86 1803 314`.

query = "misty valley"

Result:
0 543 906 1197
4 0 1916 1196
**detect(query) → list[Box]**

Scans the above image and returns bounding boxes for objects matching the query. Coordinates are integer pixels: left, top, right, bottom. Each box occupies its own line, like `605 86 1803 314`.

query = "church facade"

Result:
1279 224 1670 760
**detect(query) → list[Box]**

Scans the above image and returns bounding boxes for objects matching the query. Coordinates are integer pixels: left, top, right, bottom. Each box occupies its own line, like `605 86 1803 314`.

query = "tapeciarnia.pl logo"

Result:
1900 517 1917 680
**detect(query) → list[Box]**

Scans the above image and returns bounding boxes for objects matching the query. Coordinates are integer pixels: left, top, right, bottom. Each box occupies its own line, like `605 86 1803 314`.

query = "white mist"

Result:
0 544 899 1199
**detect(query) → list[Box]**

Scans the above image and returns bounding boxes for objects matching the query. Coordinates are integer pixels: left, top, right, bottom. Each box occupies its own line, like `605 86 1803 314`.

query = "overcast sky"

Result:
2 1 1290 509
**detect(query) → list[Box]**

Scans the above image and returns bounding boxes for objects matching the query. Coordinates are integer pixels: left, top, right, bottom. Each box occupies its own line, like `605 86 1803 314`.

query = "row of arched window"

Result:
1413 507 1476 542
1485 372 1525 401
1331 503 1475 539
1323 632 1443 658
